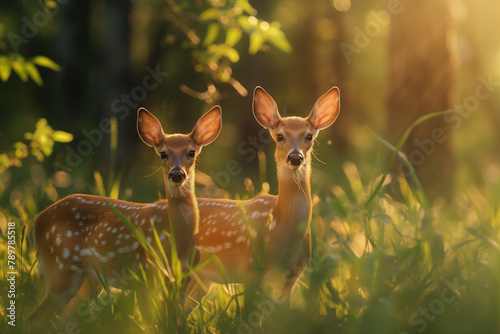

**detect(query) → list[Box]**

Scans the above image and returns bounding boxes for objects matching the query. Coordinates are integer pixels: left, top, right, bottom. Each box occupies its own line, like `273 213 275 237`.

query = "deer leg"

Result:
29 267 85 333
277 231 312 306
59 276 103 324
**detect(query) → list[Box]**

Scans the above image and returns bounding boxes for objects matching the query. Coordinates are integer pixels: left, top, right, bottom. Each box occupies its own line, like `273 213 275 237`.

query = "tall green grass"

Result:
1 115 500 333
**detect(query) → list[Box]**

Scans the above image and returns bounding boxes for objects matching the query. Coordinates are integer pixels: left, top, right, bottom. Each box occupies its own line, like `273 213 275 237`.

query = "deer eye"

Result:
276 134 284 142
160 152 168 160
306 134 314 142
188 150 196 158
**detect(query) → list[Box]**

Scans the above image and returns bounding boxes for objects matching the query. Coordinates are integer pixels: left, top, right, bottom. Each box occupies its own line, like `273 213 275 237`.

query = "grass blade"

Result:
364 111 445 209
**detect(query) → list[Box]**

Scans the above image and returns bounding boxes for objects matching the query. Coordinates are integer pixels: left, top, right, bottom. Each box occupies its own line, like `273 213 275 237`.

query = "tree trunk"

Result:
387 0 457 202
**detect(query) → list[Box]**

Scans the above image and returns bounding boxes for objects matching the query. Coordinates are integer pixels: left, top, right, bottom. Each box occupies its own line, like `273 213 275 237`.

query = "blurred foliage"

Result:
0 54 60 86
166 0 291 98
0 23 60 86
0 118 72 174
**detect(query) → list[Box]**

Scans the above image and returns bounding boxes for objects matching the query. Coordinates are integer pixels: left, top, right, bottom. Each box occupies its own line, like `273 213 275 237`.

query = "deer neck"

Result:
164 169 199 234
274 156 312 233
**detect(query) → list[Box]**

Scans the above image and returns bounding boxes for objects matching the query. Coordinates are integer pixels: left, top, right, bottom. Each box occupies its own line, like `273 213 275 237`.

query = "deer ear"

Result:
137 108 165 147
307 87 340 131
253 86 281 130
191 106 222 147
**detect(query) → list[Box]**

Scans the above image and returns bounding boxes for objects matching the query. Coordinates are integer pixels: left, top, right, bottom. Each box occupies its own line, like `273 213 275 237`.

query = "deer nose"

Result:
286 152 303 166
169 169 186 183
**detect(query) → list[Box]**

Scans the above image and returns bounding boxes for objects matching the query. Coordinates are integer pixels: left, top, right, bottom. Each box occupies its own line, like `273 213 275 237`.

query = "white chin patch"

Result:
286 163 302 170
170 182 184 188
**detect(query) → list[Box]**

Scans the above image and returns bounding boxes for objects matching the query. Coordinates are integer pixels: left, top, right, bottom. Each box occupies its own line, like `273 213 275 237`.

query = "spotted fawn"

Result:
29 106 222 330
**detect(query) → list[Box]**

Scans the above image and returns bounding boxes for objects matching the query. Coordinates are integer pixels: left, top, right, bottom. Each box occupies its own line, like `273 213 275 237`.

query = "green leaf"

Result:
25 62 43 86
32 56 61 72
224 47 239 62
11 60 28 82
200 8 219 21
53 130 73 143
249 32 265 54
204 23 220 46
236 0 257 15
267 23 292 53
225 27 242 47
236 15 252 31
0 57 11 82
45 0 57 9
31 148 45 162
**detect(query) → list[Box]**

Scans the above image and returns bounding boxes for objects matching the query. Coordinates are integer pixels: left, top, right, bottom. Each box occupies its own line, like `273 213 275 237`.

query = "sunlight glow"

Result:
333 0 351 12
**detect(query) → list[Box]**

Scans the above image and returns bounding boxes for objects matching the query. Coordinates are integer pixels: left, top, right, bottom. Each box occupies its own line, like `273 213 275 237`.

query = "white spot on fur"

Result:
118 246 131 254
80 249 92 256
269 220 276 229
62 248 70 259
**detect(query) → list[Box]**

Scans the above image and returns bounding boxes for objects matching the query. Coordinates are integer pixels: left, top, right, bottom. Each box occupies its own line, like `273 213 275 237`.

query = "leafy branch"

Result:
0 119 73 174
0 54 61 86
165 0 292 101
0 23 61 86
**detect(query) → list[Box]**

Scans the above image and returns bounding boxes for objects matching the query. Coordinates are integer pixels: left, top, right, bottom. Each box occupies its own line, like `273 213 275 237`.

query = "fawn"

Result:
28 106 222 330
145 87 340 305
